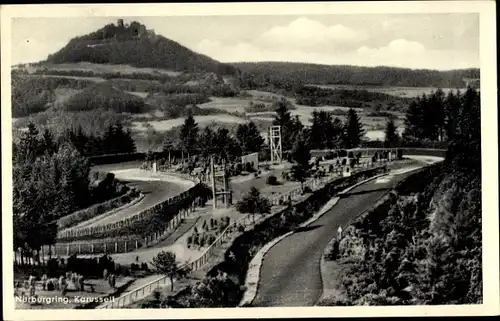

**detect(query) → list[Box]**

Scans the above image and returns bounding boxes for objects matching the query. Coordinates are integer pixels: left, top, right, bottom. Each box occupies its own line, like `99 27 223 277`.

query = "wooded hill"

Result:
44 20 239 76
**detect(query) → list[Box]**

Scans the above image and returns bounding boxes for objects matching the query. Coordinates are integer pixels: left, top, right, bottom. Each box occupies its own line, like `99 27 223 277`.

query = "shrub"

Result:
141 262 148 271
266 175 279 185
238 224 245 233
341 158 347 166
254 173 259 178
348 151 354 158
302 186 313 194
339 150 347 157
397 149 403 160
329 164 334 172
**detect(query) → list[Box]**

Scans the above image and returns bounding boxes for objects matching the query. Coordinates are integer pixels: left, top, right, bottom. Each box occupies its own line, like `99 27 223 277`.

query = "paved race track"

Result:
66 165 194 230
252 167 422 307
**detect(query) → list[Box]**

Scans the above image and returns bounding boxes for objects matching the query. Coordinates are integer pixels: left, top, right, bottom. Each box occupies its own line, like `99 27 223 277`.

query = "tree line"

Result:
11 75 94 117
235 62 479 88
13 123 133 264
402 88 479 149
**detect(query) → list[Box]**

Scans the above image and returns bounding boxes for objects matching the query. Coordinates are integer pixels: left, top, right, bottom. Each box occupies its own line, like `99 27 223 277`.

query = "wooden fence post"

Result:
78 244 81 254
136 240 138 249
124 242 127 252
104 243 107 253
115 242 118 253
67 245 70 256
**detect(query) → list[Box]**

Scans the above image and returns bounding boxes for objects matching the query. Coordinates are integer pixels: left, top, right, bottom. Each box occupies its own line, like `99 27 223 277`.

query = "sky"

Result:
11 14 479 70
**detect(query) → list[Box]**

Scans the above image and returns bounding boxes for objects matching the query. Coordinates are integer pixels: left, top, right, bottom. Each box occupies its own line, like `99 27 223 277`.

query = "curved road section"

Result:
63 167 194 231
252 164 431 307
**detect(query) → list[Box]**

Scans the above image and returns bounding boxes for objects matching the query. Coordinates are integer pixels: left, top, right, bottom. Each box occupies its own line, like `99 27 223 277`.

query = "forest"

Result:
235 62 479 88
11 75 94 117
294 85 410 110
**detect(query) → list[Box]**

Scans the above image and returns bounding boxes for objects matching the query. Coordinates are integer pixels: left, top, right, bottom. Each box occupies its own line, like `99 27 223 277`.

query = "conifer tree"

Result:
343 108 365 148
180 110 199 157
384 118 400 148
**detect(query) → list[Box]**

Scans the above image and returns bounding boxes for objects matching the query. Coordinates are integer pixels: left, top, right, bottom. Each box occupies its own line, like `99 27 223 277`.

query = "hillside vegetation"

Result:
63 82 148 113
45 20 238 76
235 62 479 88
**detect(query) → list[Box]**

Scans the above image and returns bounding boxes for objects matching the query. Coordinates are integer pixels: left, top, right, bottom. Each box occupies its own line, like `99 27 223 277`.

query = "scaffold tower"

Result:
269 125 283 164
209 156 232 209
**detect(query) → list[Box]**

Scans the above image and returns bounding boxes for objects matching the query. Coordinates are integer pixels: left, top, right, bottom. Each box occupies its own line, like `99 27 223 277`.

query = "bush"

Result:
141 262 149 271
329 164 334 173
339 150 347 157
244 162 256 173
348 151 354 158
397 149 403 160
341 158 347 166
254 173 259 178
266 175 279 185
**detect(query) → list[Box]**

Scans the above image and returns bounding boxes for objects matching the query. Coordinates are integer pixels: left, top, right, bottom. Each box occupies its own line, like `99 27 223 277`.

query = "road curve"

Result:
252 167 422 307
66 167 194 230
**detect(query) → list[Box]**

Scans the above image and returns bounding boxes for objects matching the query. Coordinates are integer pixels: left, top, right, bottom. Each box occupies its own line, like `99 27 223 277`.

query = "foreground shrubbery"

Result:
326 163 481 305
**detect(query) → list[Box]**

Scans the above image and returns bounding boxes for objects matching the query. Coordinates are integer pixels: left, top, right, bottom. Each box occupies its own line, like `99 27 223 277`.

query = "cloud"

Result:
194 37 478 71
356 39 428 67
254 17 367 50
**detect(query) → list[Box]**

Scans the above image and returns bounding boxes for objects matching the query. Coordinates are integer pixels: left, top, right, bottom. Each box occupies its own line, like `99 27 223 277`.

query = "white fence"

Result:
98 213 254 308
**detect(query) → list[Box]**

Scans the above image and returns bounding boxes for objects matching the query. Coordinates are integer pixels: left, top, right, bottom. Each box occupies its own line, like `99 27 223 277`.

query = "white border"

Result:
2 2 498 319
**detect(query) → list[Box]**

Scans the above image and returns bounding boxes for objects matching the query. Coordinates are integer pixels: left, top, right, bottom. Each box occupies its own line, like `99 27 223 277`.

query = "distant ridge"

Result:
44 19 239 76
233 61 480 88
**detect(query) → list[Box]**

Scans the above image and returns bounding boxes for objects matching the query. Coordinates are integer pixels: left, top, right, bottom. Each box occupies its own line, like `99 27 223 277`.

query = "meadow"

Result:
28 62 184 76
307 84 466 98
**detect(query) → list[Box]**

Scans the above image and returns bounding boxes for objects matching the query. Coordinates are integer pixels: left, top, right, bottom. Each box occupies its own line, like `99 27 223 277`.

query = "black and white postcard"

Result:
1 1 498 320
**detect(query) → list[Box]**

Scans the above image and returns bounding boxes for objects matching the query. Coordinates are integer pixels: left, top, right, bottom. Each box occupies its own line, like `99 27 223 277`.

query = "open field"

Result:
53 88 82 108
198 96 254 113
130 114 247 133
306 84 466 98
21 73 106 83
31 62 184 76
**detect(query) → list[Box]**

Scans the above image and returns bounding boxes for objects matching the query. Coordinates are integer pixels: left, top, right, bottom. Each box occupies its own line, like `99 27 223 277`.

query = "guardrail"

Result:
57 174 201 240
311 147 447 158
45 205 198 256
